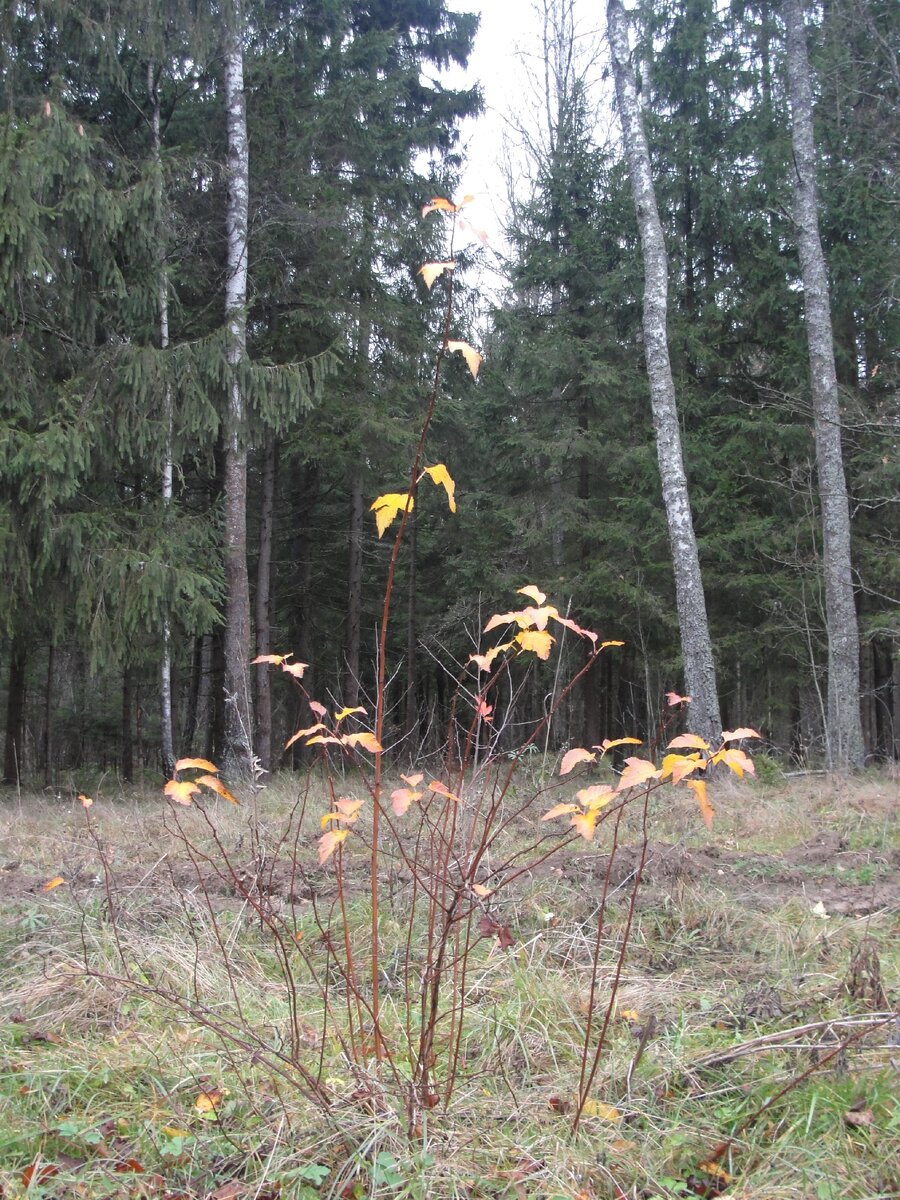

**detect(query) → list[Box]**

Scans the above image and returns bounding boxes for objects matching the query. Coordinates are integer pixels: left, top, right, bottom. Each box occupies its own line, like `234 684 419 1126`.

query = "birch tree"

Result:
606 0 722 745
783 0 864 769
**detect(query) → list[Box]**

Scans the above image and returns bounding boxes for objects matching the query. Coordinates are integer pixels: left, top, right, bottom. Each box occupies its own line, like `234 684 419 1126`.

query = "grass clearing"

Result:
0 771 897 1199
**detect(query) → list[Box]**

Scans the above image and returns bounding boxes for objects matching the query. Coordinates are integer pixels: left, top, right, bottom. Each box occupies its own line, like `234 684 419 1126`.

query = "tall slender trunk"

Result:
405 506 418 747
344 472 364 708
784 0 864 769
606 0 721 746
255 430 277 775
121 664 135 784
222 8 253 777
43 642 54 786
3 640 27 785
150 60 176 778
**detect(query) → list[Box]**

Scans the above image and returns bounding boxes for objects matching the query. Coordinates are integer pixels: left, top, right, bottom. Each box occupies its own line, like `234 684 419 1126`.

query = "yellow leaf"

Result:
164 779 201 805
660 753 702 784
519 604 556 630
196 775 239 804
305 734 342 746
428 780 461 802
484 610 532 632
581 1098 621 1121
284 722 327 750
370 492 414 538
43 875 65 892
423 463 457 512
334 705 366 722
542 802 579 822
472 883 493 897
711 747 755 778
401 772 424 786
616 757 661 791
321 798 364 827
468 641 513 672
595 737 643 754
687 778 715 829
517 585 547 606
421 196 458 217
697 1163 732 1184
418 260 455 289
174 757 219 773
619 1009 640 1021
571 810 598 841
576 784 615 811
516 628 555 659
341 731 382 753
721 727 762 743
667 733 710 751
78 794 93 808
560 747 596 776
318 828 349 865
281 660 308 678
391 787 422 816
446 339 482 379
161 1127 191 1139
194 1088 228 1114
251 653 287 666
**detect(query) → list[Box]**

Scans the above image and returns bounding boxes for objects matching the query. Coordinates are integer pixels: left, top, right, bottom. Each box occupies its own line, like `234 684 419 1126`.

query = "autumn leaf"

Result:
251 653 288 666
665 691 692 706
571 810 598 841
335 798 363 819
305 734 342 746
308 699 327 717
687 779 714 829
660 753 702 785
334 705 366 722
197 775 239 804
712 746 755 778
284 722 327 750
472 883 493 897
370 492 414 538
194 1088 228 1115
542 802 579 821
516 628 555 659
475 697 493 721
401 772 424 786
667 733 710 751
560 747 596 776
595 737 643 754
318 828 349 865
551 612 599 643
418 260 455 289
581 1098 621 1121
164 779 201 805
428 780 461 802
78 794 93 808
422 463 457 512
341 731 382 753
616 757 661 791
721 727 762 742
174 757 218 773
42 875 65 892
281 661 308 679
446 339 482 379
421 196 458 217
576 784 615 811
599 639 625 651
484 610 532 632
517 585 547 606
468 642 513 672
391 787 422 816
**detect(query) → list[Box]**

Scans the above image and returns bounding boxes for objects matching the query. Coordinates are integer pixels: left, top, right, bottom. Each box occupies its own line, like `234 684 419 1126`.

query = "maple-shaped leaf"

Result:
560 748 596 776
428 780 461 802
542 802 579 822
667 733 710 751
341 731 382 753
370 492 414 538
468 641 513 671
422 463 457 512
721 727 762 742
281 661 308 679
571 810 598 841
43 875 65 892
197 775 238 804
576 784 615 811
284 722 327 750
174 757 218 774
422 196 458 217
318 828 349 865
446 339 482 379
660 753 701 785
712 747 755 778
516 628 555 659
595 737 643 754
164 779 201 805
517 585 547 606
308 700 327 718
401 771 424 787
475 697 493 721
665 691 692 706
334 705 366 722
687 779 715 829
520 604 556 630
616 757 661 791
251 653 288 666
391 787 423 816
418 261 455 289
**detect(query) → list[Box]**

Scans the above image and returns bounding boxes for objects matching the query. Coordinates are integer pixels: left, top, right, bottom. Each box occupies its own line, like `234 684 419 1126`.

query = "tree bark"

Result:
405 505 418 747
221 7 253 778
606 0 722 746
3 641 27 785
43 642 54 786
784 0 864 769
255 429 277 775
344 472 364 708
121 663 135 784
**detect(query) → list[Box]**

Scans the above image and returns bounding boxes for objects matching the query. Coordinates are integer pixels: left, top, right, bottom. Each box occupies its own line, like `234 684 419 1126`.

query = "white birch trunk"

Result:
784 0 864 769
222 6 254 777
606 0 721 746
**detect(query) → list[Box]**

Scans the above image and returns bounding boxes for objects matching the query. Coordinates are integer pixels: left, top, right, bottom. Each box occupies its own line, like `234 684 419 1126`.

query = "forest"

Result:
1 0 898 788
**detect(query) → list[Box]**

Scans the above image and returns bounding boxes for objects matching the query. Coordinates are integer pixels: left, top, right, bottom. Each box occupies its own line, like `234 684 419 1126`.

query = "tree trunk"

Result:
606 0 722 747
121 664 134 784
344 472 364 708
255 430 277 775
405 505 418 747
43 642 54 786
3 641 27 785
221 8 253 778
784 0 864 769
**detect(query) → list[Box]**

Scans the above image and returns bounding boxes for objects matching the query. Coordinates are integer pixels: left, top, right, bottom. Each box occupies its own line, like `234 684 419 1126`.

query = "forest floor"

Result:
0 768 897 1200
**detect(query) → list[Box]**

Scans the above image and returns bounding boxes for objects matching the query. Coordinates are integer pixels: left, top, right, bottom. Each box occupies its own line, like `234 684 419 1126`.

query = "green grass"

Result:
0 772 897 1199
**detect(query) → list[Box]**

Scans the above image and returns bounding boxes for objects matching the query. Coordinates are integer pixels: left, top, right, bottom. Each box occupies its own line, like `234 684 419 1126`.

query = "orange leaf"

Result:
421 196 458 217
336 797 363 818
667 733 710 751
595 737 643 754
305 734 342 746
542 802 579 822
423 463 457 512
712 747 755 778
571 810 598 841
78 793 93 808
174 757 218 773
616 757 661 791
721 727 762 742
318 828 349 864
665 691 691 706
446 339 482 379
688 779 715 829
516 628 555 659
560 748 596 776
576 784 615 811
428 780 461 802
418 261 455 289
341 731 382 753
194 1088 227 1114
284 722 327 750
370 492 414 538
517 585 547 606
472 883 493 897
391 787 422 816
42 875 65 892
468 642 513 672
197 775 239 804
401 772 424 786
660 753 701 784
334 705 366 722
164 779 201 805
281 661 308 679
